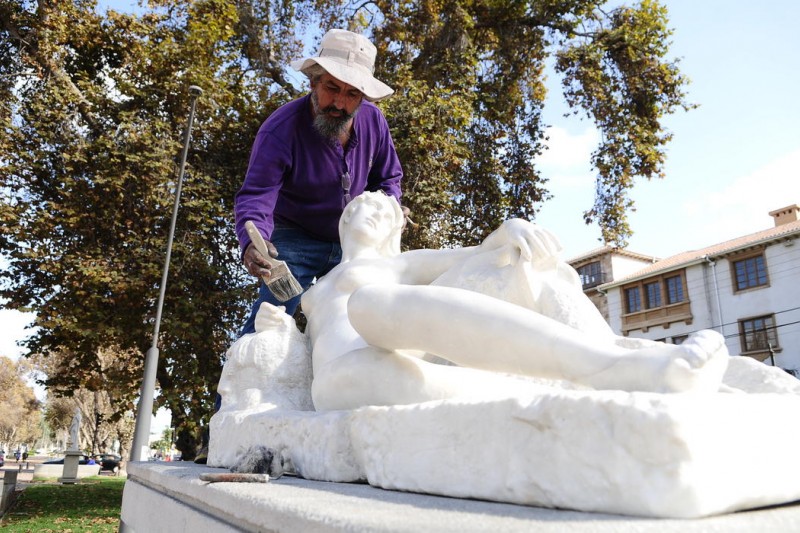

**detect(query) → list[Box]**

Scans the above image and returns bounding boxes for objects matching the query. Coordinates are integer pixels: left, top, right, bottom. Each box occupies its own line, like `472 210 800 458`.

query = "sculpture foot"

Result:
659 329 729 393
580 330 729 393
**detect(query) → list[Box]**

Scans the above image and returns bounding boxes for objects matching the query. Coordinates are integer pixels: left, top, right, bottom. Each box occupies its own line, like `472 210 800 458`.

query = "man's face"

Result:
310 73 363 139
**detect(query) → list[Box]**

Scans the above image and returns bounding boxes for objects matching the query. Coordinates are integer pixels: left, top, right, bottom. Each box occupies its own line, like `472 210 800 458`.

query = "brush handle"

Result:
244 221 279 268
200 472 270 483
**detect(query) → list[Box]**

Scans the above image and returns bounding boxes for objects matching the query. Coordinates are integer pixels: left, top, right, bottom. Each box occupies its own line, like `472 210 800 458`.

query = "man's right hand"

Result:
243 241 279 278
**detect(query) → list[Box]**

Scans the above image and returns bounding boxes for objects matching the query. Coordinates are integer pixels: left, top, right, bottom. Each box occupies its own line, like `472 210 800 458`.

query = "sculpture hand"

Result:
482 219 562 267
244 240 278 278
254 301 290 333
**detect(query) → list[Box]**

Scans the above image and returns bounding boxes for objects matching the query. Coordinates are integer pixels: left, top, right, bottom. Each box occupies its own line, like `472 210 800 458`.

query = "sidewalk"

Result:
1 456 42 488
0 457 41 517
1 455 124 490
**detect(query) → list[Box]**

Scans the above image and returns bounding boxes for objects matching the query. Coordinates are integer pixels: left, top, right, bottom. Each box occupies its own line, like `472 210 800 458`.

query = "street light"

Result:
129 85 203 463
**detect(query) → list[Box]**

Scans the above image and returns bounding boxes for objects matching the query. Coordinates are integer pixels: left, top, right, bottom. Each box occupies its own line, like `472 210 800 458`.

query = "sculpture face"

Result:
348 195 395 240
339 191 403 258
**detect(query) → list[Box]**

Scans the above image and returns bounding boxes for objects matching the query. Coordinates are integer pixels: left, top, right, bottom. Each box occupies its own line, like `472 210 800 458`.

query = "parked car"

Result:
43 453 91 465
0 450 5 467
97 454 122 473
43 452 121 472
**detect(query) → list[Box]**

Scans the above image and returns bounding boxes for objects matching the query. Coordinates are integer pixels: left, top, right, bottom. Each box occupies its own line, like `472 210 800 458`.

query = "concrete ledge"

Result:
120 461 800 533
33 464 101 480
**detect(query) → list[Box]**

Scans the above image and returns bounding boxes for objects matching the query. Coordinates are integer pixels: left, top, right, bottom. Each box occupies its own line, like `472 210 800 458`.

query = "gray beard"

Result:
311 91 359 140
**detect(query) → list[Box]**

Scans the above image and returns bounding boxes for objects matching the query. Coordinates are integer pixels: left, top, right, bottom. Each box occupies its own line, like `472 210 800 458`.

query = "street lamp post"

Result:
129 85 203 463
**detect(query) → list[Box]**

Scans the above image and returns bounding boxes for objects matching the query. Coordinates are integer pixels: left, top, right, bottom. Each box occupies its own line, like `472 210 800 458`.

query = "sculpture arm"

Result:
393 221 561 286
394 246 482 285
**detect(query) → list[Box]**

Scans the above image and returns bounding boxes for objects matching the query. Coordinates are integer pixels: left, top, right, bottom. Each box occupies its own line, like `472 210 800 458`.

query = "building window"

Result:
622 270 687 314
644 281 662 309
578 261 603 289
625 287 641 313
739 315 779 353
620 270 692 334
732 253 768 291
665 275 685 304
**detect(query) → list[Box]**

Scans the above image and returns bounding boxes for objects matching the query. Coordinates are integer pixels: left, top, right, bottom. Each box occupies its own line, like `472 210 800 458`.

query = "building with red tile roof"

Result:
594 205 800 371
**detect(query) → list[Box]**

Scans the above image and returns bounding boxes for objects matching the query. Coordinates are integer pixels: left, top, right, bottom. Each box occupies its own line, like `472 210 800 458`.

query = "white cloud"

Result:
535 125 599 188
532 125 606 258
0 308 36 360
682 147 800 241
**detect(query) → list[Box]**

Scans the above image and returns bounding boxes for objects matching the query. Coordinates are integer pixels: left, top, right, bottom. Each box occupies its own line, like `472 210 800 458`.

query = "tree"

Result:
35 347 136 455
0 357 42 452
363 0 692 247
1 0 692 457
44 389 135 455
1 0 272 458
150 427 175 458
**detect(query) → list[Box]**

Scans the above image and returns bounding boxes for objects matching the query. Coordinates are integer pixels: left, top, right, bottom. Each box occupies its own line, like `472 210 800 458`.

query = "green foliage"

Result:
2 476 125 532
1 0 272 457
0 357 41 450
361 0 689 248
149 427 175 455
1 0 692 457
555 0 694 244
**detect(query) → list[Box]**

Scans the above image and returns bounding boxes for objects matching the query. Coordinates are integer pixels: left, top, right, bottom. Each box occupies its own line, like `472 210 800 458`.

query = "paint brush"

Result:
244 220 304 303
200 472 270 483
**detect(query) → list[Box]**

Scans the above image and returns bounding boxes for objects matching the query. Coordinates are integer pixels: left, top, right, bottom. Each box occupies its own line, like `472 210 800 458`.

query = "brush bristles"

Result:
266 262 304 302
231 445 276 475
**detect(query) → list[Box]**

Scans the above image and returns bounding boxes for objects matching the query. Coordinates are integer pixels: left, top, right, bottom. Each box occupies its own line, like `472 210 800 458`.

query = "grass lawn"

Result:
1 476 125 532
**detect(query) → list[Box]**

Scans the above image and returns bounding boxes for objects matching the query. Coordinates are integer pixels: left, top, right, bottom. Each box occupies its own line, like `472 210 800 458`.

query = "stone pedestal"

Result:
59 450 82 484
120 461 800 533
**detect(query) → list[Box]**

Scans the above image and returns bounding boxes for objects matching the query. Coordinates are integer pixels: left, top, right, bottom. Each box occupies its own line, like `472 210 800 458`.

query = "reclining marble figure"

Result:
210 192 800 518
303 192 728 409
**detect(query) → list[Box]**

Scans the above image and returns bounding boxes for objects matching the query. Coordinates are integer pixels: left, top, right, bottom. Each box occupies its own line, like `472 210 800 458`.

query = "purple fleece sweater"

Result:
234 94 403 253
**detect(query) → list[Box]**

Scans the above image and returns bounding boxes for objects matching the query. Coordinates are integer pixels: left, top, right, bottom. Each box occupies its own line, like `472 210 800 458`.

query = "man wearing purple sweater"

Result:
234 29 404 335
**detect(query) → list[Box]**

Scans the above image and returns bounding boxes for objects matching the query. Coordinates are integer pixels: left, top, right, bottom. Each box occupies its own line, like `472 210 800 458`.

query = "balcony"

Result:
580 273 607 290
621 301 693 335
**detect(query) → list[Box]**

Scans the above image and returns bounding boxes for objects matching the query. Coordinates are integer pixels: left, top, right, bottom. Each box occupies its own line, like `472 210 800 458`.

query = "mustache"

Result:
320 105 354 120
311 91 359 139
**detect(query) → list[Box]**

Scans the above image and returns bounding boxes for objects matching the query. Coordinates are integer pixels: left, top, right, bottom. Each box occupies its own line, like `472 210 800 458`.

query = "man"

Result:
235 29 404 335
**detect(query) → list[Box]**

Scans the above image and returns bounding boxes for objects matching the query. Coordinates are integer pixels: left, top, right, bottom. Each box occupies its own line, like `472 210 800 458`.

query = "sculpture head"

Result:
339 191 403 258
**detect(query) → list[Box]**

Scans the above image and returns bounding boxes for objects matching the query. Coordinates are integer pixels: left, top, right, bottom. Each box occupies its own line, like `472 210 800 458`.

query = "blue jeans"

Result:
239 224 342 336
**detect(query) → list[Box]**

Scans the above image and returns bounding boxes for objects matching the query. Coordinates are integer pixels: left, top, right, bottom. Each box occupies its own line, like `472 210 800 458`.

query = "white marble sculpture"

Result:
210 192 800 518
303 193 728 410
68 407 81 451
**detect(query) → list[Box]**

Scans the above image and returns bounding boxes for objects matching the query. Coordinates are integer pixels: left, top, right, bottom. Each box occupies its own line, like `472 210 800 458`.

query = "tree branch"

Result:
3 4 103 131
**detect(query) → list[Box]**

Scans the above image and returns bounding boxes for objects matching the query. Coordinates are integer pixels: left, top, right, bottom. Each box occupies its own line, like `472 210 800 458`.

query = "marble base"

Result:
210 387 800 518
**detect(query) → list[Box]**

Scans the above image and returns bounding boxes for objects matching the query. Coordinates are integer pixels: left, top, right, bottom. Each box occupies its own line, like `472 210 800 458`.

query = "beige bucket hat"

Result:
291 29 394 102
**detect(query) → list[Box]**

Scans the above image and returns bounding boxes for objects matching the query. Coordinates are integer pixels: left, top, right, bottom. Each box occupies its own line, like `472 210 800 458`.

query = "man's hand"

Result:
243 240 278 278
401 205 416 231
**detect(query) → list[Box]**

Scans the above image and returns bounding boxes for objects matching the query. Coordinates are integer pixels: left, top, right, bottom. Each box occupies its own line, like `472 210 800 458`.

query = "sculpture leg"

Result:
348 284 728 393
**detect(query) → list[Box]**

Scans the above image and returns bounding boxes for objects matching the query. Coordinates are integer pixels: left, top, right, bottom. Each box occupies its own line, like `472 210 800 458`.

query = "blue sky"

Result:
536 1 800 259
3 0 799 356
